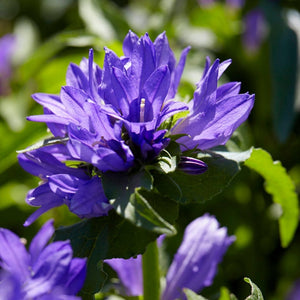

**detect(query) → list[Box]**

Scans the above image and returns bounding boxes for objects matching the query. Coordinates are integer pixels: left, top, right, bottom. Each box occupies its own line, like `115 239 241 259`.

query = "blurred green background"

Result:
0 0 299 299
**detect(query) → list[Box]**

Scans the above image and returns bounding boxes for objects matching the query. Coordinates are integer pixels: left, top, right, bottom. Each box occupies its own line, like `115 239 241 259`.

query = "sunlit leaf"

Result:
245 148 299 247
244 277 264 300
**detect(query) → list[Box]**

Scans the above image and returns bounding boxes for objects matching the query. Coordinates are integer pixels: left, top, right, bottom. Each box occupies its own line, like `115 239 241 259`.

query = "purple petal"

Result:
167 46 191 100
29 219 55 265
64 258 87 295
141 65 170 121
69 176 111 218
154 32 176 71
25 242 73 298
0 272 23 299
123 30 139 57
0 228 30 282
105 256 143 297
162 214 235 300
130 33 156 93
24 184 64 226
66 63 89 92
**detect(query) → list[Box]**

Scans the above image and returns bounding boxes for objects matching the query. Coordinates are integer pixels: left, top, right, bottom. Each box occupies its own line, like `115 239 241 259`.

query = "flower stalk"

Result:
142 240 160 300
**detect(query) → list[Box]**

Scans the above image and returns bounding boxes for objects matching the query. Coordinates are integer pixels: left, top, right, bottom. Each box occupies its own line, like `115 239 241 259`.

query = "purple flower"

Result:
105 214 234 299
18 148 111 226
0 34 15 95
0 220 87 299
242 9 267 53
105 256 143 297
19 31 254 223
171 57 254 150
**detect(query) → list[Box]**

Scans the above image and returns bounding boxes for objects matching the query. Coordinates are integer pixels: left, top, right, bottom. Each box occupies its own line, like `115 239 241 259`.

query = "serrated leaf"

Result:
244 277 264 300
245 148 299 247
54 212 158 295
169 148 253 203
183 288 208 300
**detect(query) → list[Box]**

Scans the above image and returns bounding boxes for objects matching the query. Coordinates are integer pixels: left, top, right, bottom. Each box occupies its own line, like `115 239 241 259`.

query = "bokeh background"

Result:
0 0 299 299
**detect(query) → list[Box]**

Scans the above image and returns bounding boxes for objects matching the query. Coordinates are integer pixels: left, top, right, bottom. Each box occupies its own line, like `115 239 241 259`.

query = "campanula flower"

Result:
0 220 86 299
172 57 254 150
105 214 235 299
19 31 254 223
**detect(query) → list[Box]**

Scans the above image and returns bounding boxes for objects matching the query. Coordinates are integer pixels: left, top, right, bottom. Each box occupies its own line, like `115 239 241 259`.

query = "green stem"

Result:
142 240 161 300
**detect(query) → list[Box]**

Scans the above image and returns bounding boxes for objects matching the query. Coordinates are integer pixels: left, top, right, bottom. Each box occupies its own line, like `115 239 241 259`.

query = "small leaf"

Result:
244 277 264 300
169 148 253 203
219 287 238 300
245 148 299 247
54 212 158 295
183 288 208 300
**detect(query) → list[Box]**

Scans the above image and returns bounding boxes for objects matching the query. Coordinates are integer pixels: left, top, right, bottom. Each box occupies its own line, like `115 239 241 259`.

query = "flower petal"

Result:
162 214 235 300
0 228 30 282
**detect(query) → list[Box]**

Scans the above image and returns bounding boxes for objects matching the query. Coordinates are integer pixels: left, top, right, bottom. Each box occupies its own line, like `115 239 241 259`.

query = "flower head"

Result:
19 31 254 223
104 214 234 299
0 220 86 299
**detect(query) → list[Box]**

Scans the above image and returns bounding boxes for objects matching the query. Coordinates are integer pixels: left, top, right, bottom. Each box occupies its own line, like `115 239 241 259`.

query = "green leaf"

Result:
102 170 176 234
169 148 253 203
54 212 158 295
134 188 178 235
244 148 299 247
183 289 207 300
262 2 298 142
244 277 264 300
219 287 238 300
152 171 182 202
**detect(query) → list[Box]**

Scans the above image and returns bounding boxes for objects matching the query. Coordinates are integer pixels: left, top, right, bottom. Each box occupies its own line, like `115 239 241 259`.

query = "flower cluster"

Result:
105 214 235 300
18 31 254 224
0 220 86 299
